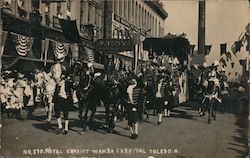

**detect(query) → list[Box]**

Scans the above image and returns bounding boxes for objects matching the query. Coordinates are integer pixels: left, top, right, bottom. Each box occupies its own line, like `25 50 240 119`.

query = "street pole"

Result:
0 1 3 79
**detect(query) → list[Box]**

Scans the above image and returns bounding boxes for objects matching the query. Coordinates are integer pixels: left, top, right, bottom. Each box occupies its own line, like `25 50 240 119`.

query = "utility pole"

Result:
198 0 205 54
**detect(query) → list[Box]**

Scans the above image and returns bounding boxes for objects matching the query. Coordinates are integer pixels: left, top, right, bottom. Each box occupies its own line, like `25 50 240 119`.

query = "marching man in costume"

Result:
155 75 166 125
127 79 140 139
53 72 71 135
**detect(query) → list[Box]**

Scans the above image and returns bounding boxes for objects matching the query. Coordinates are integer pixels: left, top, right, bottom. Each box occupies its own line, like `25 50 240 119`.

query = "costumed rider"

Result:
202 64 221 120
127 78 140 139
218 68 229 113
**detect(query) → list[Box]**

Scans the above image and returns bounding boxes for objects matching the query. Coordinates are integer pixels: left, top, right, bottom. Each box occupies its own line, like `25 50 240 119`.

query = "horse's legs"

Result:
208 100 212 124
78 100 85 120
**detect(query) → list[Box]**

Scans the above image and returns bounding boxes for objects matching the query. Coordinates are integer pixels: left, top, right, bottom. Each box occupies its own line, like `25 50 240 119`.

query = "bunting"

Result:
11 33 34 56
51 40 69 61
220 43 227 56
205 45 212 55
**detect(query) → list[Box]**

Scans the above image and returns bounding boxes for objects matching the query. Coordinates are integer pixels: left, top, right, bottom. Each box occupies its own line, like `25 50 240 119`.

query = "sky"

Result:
162 0 250 80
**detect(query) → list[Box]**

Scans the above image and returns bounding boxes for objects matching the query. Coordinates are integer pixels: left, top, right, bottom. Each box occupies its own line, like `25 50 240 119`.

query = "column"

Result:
84 1 89 24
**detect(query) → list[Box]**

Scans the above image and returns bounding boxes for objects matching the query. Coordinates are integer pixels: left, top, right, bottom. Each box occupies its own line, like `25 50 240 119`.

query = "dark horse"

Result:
202 79 219 124
72 62 123 132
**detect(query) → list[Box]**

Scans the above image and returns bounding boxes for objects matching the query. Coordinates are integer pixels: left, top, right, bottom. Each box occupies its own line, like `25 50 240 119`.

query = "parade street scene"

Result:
0 0 249 158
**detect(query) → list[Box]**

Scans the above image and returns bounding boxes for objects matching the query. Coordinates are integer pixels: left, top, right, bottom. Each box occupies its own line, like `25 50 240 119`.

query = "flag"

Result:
189 45 195 55
220 43 227 56
205 45 212 55
11 32 34 56
235 72 238 77
59 19 81 43
234 40 243 53
219 58 227 67
225 52 232 61
231 62 234 68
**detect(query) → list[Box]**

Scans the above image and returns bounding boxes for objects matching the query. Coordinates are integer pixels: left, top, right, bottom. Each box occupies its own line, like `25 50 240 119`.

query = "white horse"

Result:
36 70 56 122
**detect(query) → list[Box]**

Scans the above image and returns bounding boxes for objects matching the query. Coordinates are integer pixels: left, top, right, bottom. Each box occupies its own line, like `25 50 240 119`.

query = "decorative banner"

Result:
189 45 195 55
59 19 81 43
226 51 232 61
231 62 234 68
220 43 227 56
219 58 227 67
51 40 69 61
11 33 34 56
205 45 212 55
234 40 243 53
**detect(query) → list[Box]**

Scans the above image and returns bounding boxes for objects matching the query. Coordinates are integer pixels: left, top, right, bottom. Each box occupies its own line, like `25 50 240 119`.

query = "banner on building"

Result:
226 51 232 61
59 19 81 43
189 45 195 55
11 32 34 56
219 58 227 67
51 40 69 61
220 43 227 56
205 45 212 55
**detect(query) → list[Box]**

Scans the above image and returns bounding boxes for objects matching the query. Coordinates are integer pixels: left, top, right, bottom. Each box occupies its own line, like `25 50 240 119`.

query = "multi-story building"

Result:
1 0 167 71
1 0 105 69
103 0 168 70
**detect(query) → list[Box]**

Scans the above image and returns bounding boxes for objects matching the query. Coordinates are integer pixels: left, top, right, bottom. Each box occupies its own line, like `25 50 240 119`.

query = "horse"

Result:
36 70 57 122
202 79 220 124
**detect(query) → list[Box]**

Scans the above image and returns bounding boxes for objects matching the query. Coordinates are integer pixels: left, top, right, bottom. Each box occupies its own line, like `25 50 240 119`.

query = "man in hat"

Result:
218 68 228 114
155 74 166 125
53 71 71 135
127 79 140 139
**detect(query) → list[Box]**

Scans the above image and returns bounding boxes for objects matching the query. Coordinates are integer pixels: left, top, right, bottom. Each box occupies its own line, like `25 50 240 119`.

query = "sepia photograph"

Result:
0 0 249 157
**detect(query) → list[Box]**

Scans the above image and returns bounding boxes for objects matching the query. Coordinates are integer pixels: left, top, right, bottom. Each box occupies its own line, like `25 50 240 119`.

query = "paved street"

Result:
0 98 248 158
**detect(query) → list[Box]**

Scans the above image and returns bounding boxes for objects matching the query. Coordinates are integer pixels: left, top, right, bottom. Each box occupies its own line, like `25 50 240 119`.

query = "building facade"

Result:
1 0 167 71
103 0 168 70
1 0 106 68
